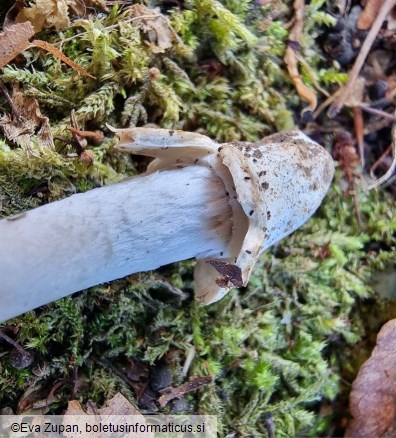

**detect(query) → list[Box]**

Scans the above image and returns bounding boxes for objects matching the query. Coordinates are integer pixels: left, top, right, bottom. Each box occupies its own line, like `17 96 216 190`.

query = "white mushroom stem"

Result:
0 165 232 323
0 127 335 322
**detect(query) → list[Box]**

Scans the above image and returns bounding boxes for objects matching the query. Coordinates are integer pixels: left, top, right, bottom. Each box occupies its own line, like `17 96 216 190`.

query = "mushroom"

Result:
0 128 334 323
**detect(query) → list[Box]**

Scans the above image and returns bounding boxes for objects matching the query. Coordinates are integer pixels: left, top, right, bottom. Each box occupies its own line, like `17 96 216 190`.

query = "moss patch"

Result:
0 0 395 436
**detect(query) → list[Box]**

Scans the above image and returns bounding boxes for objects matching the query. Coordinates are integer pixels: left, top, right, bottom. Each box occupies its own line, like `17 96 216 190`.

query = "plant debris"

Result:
0 22 95 79
0 330 33 369
0 85 54 152
129 4 175 53
328 0 396 118
65 392 142 416
0 0 395 436
0 22 34 69
158 375 212 407
63 393 149 438
16 0 70 32
206 260 244 288
346 319 396 437
284 0 317 114
55 109 97 166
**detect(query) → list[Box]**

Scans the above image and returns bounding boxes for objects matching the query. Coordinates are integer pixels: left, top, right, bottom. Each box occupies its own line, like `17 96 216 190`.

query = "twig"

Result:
295 53 330 97
313 91 338 119
30 40 96 80
284 0 317 112
55 110 96 166
158 375 212 407
370 143 392 179
353 107 365 167
357 0 383 30
358 103 396 122
328 0 396 118
0 330 33 369
363 116 394 135
368 109 396 189
333 133 363 227
0 331 23 351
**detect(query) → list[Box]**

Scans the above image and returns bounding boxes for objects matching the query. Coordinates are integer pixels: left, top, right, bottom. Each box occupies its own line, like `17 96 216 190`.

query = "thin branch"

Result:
370 142 392 179
328 0 396 118
368 108 396 189
358 103 396 122
284 0 317 112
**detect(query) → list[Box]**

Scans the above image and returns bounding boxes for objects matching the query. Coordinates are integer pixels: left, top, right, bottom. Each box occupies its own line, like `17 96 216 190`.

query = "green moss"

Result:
1 170 393 435
0 1 395 436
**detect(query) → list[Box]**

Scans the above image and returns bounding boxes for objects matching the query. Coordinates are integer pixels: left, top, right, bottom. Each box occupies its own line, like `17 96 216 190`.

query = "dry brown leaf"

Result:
346 319 396 437
0 85 54 153
13 0 107 30
129 5 174 53
343 76 365 107
63 393 152 438
15 0 71 32
0 22 34 69
68 0 108 16
0 22 94 79
65 393 142 416
100 392 141 416
64 400 87 416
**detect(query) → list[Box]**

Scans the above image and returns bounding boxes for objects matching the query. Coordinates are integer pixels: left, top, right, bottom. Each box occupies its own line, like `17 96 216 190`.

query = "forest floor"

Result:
0 0 395 436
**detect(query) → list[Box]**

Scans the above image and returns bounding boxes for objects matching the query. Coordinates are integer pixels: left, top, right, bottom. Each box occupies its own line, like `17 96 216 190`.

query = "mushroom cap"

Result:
196 130 334 303
112 128 334 305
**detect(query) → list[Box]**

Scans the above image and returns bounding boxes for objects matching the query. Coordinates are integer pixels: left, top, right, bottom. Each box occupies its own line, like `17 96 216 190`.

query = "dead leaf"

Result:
0 85 54 153
343 76 365 108
65 393 142 416
11 0 107 31
0 22 34 70
0 22 95 79
100 393 142 416
63 393 152 438
68 0 108 16
16 0 71 32
346 319 396 437
64 399 87 416
17 380 57 414
129 5 174 53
